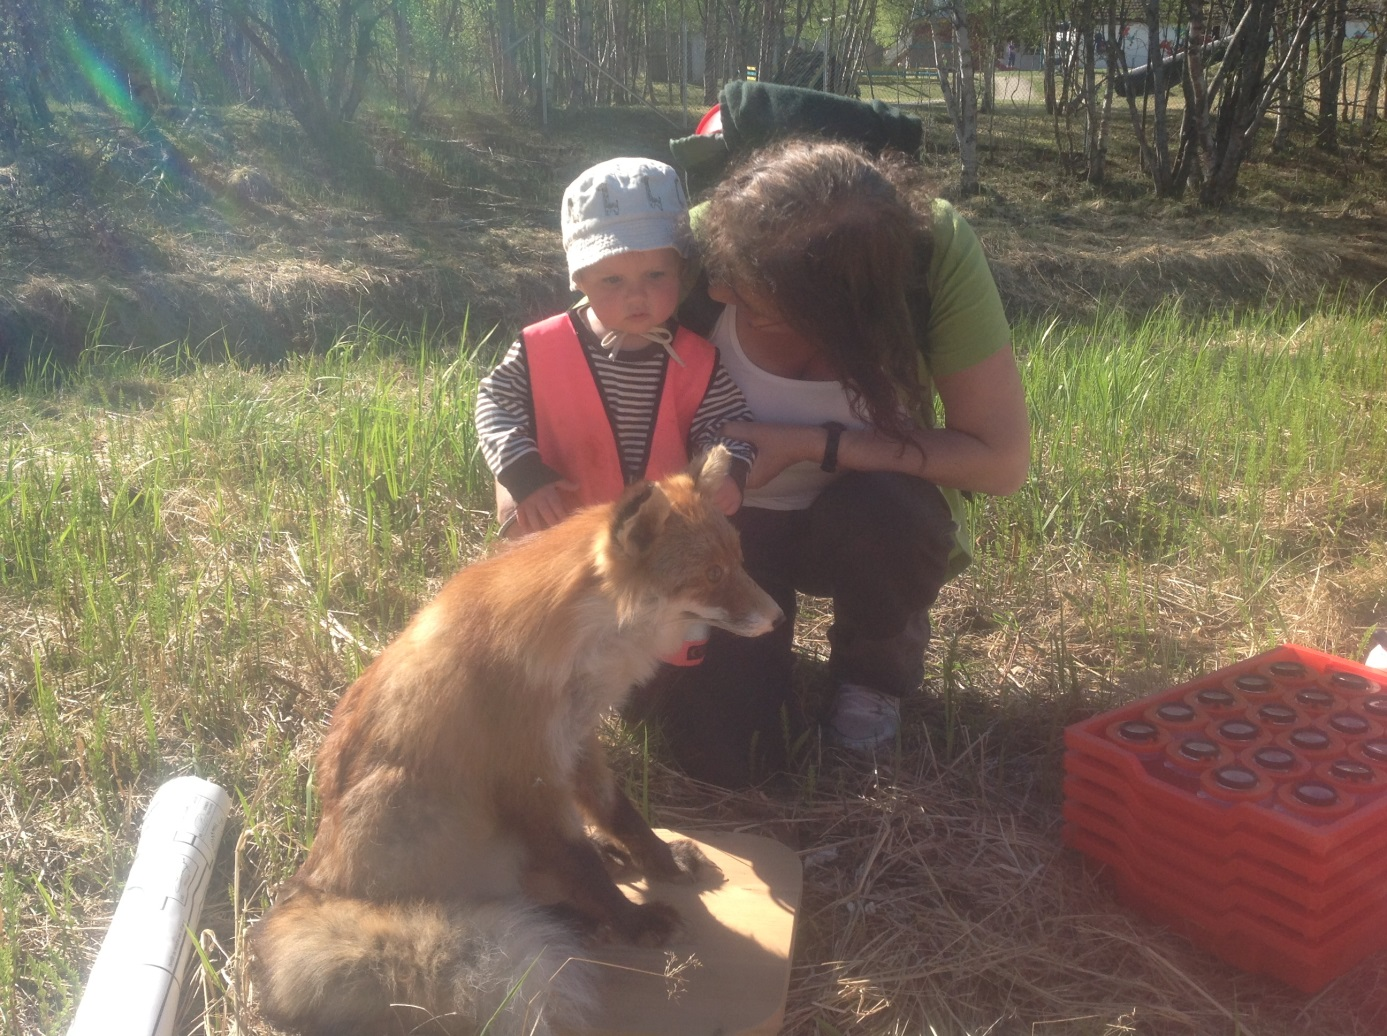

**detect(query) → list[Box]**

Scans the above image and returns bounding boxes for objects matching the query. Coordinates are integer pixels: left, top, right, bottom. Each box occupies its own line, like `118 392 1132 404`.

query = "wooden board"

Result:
566 830 802 1036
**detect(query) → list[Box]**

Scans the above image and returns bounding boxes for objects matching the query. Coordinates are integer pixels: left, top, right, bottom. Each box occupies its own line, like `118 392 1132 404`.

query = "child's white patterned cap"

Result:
562 157 689 289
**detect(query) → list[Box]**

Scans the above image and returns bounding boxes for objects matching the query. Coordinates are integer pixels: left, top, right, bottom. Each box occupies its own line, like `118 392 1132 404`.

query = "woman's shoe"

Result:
826 684 900 750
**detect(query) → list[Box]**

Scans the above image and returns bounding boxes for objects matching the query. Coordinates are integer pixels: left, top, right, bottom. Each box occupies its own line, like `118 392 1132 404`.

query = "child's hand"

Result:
711 474 743 516
515 480 578 535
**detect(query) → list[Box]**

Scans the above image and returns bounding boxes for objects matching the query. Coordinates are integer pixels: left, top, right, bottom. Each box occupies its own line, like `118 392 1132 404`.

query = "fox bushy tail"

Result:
252 889 595 1036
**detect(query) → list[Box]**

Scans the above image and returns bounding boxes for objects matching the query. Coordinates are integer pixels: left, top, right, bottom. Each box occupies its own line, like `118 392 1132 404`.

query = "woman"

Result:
628 138 1030 788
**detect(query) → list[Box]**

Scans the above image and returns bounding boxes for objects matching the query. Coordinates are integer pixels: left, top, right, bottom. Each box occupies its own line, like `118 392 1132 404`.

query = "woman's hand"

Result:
720 422 827 489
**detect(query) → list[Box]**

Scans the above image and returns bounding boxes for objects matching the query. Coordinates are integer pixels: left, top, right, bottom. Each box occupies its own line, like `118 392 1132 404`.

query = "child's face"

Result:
574 248 683 337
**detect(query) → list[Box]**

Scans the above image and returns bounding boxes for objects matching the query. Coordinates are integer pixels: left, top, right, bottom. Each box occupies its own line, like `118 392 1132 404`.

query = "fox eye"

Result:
706 564 724 584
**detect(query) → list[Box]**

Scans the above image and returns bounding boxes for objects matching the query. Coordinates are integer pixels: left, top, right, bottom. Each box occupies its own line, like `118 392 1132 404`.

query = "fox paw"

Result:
591 835 640 882
605 901 682 947
665 839 725 888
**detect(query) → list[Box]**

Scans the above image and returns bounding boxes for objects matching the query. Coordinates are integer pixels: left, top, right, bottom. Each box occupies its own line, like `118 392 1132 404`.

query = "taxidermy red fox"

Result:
251 446 783 1036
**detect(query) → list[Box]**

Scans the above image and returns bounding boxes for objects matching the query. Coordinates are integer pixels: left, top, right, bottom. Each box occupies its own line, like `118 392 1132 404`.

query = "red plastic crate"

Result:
1059 787 1387 920
1063 644 1387 991
1062 808 1387 938
1065 646 1387 855
1102 848 1387 994
1063 753 1387 879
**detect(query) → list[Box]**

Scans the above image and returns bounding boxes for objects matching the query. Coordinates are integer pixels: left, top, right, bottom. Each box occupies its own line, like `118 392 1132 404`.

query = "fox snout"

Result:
707 570 785 639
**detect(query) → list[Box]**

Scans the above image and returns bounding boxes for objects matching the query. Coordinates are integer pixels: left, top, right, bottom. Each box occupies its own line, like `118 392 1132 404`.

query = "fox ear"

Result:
689 444 732 500
611 481 672 557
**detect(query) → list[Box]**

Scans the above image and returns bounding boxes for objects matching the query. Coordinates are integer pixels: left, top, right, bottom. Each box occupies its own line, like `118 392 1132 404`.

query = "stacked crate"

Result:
1063 644 1387 992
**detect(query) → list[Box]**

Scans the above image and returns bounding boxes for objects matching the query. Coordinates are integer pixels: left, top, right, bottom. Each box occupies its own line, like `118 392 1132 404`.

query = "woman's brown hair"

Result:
698 138 935 440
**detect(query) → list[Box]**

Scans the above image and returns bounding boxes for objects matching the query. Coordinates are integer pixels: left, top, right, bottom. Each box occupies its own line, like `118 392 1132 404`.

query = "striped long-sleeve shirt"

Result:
475 309 757 504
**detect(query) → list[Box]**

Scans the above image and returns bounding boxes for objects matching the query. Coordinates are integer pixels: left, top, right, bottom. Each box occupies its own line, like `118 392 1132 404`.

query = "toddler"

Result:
476 157 754 536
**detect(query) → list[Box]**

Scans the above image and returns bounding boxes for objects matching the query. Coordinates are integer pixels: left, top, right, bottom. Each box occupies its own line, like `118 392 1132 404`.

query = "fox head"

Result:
598 446 783 641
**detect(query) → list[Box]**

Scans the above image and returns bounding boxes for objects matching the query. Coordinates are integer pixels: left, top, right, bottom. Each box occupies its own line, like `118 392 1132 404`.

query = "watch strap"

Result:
820 421 846 473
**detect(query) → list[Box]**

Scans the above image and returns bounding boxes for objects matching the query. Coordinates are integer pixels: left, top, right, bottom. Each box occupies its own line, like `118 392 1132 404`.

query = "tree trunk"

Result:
757 0 778 83
1198 0 1315 206
534 0 549 107
1185 0 1213 172
1272 0 1311 150
227 0 389 186
935 0 980 195
1317 0 1345 150
232 2 329 135
702 0 721 103
1121 0 1173 193
1080 0 1099 181
1088 0 1122 184
393 3 416 113
1043 2 1057 114
341 8 380 122
496 0 523 105
1361 0 1387 151
12 0 53 127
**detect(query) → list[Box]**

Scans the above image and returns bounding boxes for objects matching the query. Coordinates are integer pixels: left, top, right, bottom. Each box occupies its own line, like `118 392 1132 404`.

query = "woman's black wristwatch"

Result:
820 421 847 473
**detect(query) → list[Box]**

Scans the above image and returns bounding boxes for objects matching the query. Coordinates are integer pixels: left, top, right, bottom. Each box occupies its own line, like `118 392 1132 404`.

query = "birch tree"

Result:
932 0 980 195
1271 0 1313 150
1188 0 1321 205
224 0 386 139
1362 0 1387 152
1316 0 1346 149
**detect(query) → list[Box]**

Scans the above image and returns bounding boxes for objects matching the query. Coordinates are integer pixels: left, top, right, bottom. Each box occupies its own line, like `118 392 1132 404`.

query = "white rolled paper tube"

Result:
68 775 231 1036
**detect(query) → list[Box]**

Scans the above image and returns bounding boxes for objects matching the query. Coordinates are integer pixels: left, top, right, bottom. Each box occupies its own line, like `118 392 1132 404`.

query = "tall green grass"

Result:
1 298 1384 1033
966 297 1386 706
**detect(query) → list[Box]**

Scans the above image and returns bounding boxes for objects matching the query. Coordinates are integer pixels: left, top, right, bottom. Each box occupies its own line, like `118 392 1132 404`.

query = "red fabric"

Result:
524 312 717 509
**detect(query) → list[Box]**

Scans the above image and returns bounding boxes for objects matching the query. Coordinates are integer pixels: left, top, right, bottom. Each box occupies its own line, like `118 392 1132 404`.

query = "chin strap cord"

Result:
600 326 685 366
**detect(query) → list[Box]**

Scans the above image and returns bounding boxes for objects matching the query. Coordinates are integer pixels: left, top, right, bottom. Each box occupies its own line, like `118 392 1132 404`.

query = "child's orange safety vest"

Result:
523 312 718 509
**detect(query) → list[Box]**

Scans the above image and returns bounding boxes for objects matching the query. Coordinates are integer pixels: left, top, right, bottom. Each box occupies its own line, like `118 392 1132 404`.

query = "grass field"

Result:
3 292 1385 1034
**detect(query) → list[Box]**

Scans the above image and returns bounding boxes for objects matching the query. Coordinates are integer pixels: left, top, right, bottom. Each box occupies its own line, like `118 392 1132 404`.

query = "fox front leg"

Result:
506 778 682 946
526 825 683 946
573 741 724 888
